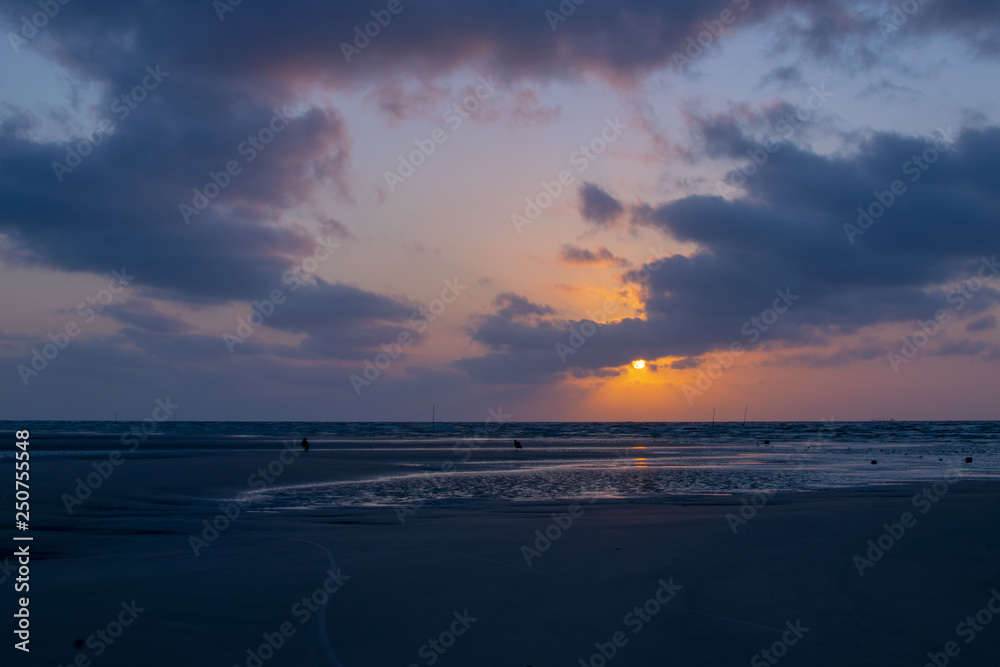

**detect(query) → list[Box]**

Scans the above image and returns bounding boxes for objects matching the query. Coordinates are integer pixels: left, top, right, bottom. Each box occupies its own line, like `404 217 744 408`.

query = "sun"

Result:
631 359 646 370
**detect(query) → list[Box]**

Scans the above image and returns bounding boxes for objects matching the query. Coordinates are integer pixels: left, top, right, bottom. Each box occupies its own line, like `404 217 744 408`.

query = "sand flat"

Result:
9 449 1000 666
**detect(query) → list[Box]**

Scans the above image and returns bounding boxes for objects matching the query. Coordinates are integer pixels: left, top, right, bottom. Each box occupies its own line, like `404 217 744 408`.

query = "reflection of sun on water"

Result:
631 359 646 369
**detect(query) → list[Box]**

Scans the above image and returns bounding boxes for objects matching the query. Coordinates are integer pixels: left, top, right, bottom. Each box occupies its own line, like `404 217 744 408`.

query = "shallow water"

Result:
244 438 999 508
5 420 997 506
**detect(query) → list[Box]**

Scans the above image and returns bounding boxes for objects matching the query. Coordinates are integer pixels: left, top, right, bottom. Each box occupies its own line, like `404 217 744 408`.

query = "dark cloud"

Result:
578 182 625 227
6 0 991 89
781 9 996 79
856 78 922 103
689 110 760 159
321 218 354 240
264 280 417 333
455 350 570 385
933 339 1000 359
569 367 622 379
103 300 194 334
2 0 996 301
559 244 632 268
756 65 805 90
765 2 1000 71
966 314 997 332
670 357 701 370
491 293 556 322
18 279 421 367
0 330 508 420
0 93 353 304
257 280 423 361
765 345 889 369
683 98 833 169
0 1 783 89
3 0 1000 411
459 123 1000 383
117 328 237 364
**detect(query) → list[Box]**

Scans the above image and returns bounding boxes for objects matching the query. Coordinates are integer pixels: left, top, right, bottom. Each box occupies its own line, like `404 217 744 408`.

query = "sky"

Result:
0 0 998 422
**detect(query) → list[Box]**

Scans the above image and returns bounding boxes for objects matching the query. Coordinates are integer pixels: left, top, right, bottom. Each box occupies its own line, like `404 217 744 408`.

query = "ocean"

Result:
5 420 998 508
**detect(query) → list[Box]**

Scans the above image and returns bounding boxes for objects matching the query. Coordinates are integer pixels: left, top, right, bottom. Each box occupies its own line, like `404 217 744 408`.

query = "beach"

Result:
7 428 1000 667
6 2 999 664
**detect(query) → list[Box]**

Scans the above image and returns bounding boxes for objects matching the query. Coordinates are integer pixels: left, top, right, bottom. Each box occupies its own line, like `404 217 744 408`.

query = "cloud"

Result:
0 95 354 304
670 357 701 370
461 294 566 378
1 5 996 138
966 314 997 332
491 293 556 321
454 349 571 385
362 79 450 124
756 65 805 90
578 182 625 227
766 2 1000 70
458 123 1000 383
2 1 995 304
264 280 416 333
242 279 423 361
320 218 354 240
765 344 889 369
103 300 194 334
933 339 1000 359
6 279 424 377
3 0 1000 413
558 244 632 268
856 78 922 103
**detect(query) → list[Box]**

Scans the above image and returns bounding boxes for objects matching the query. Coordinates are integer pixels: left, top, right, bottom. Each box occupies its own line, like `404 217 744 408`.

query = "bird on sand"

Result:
514 439 522 449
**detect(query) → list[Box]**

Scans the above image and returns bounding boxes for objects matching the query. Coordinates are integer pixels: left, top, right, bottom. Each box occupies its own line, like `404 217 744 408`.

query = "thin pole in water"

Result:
712 407 716 427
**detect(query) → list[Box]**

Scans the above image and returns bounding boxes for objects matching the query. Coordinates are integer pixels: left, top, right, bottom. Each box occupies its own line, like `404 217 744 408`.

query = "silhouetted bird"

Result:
301 437 309 452
514 439 522 449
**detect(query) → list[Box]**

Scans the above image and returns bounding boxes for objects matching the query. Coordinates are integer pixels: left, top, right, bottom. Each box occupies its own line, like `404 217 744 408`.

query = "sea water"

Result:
5 421 998 507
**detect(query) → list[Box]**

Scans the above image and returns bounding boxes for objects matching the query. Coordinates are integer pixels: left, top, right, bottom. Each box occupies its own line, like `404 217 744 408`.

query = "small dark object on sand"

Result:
764 440 770 445
514 439 522 449
870 460 877 465
966 457 973 463
301 437 309 452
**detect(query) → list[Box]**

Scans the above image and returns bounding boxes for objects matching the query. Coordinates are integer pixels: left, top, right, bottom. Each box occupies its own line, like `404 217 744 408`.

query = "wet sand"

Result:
7 449 1000 666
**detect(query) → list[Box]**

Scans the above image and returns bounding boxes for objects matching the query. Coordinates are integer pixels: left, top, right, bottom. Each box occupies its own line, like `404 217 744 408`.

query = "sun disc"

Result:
632 359 646 369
